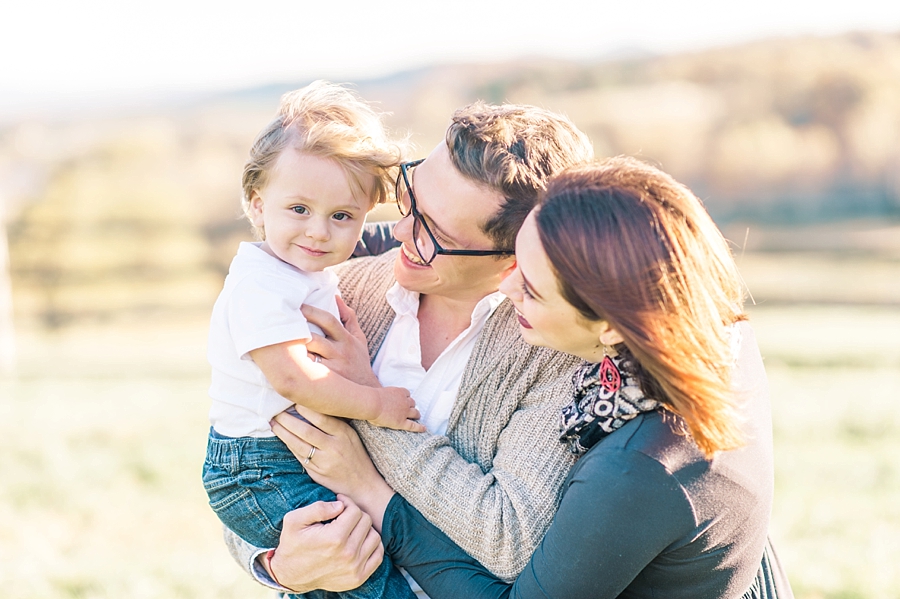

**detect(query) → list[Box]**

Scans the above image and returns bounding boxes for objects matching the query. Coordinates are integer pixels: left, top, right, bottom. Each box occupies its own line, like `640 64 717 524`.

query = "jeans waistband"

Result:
206 428 297 469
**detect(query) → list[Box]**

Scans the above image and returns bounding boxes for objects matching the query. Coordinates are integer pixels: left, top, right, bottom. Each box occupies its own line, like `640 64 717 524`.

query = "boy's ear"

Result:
248 191 265 226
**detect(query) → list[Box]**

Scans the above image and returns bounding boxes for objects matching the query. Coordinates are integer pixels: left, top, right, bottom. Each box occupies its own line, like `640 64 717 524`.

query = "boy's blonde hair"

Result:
241 81 402 239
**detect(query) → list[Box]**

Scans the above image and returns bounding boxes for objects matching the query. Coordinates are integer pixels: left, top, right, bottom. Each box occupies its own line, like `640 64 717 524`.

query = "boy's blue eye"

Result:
291 206 308 215
333 212 351 221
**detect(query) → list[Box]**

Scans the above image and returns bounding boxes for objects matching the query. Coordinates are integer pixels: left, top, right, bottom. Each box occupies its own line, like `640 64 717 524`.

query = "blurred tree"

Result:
0 196 15 373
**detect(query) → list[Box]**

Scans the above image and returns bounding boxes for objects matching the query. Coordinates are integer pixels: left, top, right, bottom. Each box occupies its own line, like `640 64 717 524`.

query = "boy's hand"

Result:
371 387 426 432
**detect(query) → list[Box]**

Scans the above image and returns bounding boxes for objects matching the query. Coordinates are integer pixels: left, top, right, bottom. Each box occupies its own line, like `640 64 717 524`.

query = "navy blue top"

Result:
382 325 792 599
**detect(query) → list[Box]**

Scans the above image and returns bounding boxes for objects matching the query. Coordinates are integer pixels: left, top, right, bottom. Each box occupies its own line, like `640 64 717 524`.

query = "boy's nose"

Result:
306 218 331 241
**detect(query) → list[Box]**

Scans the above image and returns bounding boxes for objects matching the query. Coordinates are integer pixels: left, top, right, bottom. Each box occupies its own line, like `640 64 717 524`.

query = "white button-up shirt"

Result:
372 282 506 436
370 282 505 597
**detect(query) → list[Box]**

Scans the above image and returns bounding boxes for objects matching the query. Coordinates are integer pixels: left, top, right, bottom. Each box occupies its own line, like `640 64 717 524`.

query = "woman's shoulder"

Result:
578 396 773 514
566 417 698 518
579 410 702 473
567 411 717 510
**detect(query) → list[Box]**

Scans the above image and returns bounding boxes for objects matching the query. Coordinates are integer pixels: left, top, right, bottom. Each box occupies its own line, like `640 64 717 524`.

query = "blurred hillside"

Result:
3 30 900 331
3 32 900 599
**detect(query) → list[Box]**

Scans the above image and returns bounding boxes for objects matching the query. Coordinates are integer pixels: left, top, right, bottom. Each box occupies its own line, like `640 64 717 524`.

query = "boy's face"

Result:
249 149 372 272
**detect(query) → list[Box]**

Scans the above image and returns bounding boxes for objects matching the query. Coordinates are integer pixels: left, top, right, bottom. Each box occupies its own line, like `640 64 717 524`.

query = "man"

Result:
226 101 595 594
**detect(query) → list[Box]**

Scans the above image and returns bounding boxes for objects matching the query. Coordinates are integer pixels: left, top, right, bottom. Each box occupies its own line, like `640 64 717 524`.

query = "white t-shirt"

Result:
207 242 341 438
242 273 504 598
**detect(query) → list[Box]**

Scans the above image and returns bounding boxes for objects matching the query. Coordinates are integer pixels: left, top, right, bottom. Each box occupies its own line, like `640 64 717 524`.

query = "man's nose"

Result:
392 212 414 243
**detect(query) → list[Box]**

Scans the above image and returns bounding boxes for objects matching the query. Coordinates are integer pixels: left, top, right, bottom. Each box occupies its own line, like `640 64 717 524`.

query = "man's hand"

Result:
272 407 397 531
266 499 384 593
303 297 379 387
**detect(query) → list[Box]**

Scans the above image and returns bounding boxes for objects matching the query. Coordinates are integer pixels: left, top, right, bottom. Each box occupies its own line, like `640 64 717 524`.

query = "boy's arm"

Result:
250 340 424 432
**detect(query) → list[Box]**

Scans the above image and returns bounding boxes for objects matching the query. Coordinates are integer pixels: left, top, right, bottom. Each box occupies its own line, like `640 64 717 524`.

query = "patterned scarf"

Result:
559 351 661 455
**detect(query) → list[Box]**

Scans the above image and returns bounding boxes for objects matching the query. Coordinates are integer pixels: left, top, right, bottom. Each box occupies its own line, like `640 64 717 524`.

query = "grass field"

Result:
1 254 899 598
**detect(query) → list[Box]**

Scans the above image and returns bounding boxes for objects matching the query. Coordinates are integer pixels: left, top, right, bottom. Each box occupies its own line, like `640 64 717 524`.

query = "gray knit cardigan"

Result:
226 250 583 583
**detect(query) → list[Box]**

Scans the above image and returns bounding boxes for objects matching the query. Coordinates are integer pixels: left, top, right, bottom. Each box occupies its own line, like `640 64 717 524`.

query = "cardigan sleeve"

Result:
353 351 579 581
383 448 695 599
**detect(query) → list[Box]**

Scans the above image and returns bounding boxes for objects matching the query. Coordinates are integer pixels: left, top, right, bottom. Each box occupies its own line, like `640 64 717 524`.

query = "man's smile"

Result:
401 244 428 267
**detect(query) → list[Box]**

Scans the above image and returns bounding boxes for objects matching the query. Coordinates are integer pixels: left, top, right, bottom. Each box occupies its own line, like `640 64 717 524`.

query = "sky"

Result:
3 0 900 120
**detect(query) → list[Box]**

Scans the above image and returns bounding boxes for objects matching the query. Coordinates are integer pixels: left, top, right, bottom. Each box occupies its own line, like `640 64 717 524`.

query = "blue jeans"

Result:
203 429 415 599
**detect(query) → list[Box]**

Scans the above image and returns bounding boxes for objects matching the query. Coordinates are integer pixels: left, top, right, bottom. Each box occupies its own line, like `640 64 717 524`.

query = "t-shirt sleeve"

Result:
226 272 315 360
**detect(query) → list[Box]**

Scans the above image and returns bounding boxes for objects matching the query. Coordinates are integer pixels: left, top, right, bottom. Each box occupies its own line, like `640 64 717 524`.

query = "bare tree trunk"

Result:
0 197 16 375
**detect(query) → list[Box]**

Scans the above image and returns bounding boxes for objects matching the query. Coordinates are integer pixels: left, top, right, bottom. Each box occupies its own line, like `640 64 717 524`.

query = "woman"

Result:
273 157 792 598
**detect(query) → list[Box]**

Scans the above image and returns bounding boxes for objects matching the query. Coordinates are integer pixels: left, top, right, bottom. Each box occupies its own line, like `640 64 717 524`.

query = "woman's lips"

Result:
516 312 533 329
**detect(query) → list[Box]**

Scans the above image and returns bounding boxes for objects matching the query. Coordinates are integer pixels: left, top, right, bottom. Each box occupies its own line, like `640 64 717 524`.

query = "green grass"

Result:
748 305 900 599
1 298 898 597
0 374 268 598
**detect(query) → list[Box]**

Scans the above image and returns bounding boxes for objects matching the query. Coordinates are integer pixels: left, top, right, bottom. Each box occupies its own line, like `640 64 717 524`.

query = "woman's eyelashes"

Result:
521 280 533 299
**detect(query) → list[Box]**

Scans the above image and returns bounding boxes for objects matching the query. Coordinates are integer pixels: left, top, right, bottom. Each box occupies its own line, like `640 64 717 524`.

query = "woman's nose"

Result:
499 266 521 299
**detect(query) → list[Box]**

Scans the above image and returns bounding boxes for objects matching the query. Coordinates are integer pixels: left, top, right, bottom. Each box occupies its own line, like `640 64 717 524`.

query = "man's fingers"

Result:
271 419 316 464
272 410 330 446
291 403 349 436
304 333 333 361
282 500 345 532
360 531 385 579
335 296 363 336
403 419 427 433
301 304 347 341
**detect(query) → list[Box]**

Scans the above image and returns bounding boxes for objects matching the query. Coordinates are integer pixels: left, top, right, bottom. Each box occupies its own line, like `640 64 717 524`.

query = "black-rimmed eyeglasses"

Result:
395 159 515 265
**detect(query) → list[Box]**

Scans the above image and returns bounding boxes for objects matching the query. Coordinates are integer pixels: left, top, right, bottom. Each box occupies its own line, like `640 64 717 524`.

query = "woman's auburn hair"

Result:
536 156 747 457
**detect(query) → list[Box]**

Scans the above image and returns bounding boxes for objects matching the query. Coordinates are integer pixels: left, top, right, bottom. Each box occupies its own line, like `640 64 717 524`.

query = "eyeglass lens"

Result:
397 164 437 264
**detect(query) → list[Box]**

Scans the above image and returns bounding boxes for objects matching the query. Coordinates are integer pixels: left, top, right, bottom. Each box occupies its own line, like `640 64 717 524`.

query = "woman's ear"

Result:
598 322 625 347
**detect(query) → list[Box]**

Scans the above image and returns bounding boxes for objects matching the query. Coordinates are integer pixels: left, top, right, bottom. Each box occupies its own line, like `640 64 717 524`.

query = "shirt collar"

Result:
385 282 506 325
236 242 339 285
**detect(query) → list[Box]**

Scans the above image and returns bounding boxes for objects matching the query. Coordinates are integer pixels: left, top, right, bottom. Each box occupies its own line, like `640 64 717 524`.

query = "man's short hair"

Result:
445 102 594 251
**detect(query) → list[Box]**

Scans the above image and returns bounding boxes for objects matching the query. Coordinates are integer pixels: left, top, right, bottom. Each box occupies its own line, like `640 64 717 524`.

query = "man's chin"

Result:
393 253 434 293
